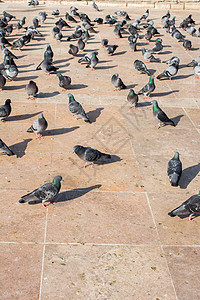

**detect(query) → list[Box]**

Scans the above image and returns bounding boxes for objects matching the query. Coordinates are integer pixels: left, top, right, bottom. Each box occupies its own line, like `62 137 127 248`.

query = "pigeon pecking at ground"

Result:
73 145 111 168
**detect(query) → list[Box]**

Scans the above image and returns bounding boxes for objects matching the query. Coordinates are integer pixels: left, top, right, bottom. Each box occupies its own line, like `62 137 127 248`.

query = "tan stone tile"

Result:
0 244 42 300
163 246 200 299
0 190 46 242
184 108 200 132
41 244 176 299
46 191 157 244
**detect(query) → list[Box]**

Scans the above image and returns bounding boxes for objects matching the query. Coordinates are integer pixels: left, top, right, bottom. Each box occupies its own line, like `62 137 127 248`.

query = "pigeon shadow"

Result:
172 74 194 80
15 75 38 81
113 51 127 56
37 91 60 98
70 83 88 90
100 60 112 64
95 154 122 166
137 101 152 107
4 84 26 90
87 107 104 123
158 51 172 55
10 138 32 158
18 63 34 68
170 114 184 126
126 83 138 89
22 47 44 51
54 58 72 64
190 47 199 51
152 90 179 97
95 65 117 70
179 163 200 189
7 111 42 122
42 126 79 136
138 42 149 46
28 184 102 205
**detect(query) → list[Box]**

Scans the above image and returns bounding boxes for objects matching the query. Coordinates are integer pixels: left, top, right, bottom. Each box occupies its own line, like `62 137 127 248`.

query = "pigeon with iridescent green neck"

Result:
138 75 155 98
142 47 160 63
167 152 182 186
168 191 200 221
151 100 175 128
86 53 99 70
19 176 63 207
57 73 71 90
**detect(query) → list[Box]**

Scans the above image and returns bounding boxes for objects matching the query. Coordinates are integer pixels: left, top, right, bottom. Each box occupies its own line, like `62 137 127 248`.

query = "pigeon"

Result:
36 59 58 74
145 29 152 41
171 27 185 42
25 80 38 99
86 53 99 70
157 61 179 80
68 93 91 123
39 12 47 23
134 60 150 76
138 75 155 98
78 51 98 64
57 73 71 90
111 73 126 90
101 38 108 47
167 152 182 187
151 100 175 128
93 1 99 11
94 17 103 24
140 9 149 21
129 39 137 51
73 145 111 168
0 99 11 122
105 15 117 25
163 56 180 65
52 26 60 38
28 0 39 6
27 112 48 138
68 44 79 57
107 45 118 56
113 25 122 38
187 56 200 67
0 138 15 156
19 176 63 207
168 191 200 220
3 11 15 22
52 9 59 16
33 17 40 28
0 58 19 81
4 24 13 36
161 11 170 24
81 30 90 43
150 26 160 36
127 89 138 109
142 48 160 63
65 12 77 23
186 26 196 36
193 61 200 79
0 74 6 90
150 38 163 54
183 39 192 50
44 44 53 62
11 37 25 50
77 38 85 51
1 44 18 59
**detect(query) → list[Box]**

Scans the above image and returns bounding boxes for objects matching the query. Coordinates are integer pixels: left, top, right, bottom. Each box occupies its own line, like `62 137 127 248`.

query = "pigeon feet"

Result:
0 119 6 123
155 124 160 129
42 201 54 208
36 134 43 139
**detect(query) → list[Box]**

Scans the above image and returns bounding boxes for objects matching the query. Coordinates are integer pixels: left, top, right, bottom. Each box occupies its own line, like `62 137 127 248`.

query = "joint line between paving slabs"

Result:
182 107 200 134
145 192 178 300
39 208 48 300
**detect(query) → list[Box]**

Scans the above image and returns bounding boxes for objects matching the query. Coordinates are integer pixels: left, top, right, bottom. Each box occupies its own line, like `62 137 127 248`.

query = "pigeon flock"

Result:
0 3 199 221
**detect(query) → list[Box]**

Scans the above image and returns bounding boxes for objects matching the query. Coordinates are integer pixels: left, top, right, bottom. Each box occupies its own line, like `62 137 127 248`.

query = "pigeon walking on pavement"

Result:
68 93 91 123
25 80 38 99
27 112 48 138
0 99 11 122
138 75 155 98
57 73 71 90
111 73 126 90
19 176 63 207
127 89 138 109
134 60 150 76
151 100 175 128
167 152 182 186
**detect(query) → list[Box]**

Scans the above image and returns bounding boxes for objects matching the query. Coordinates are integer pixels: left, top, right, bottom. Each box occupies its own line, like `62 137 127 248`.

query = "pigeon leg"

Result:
155 124 160 129
0 119 6 122
169 78 174 81
82 162 88 168
188 213 195 221
42 202 47 208
91 68 95 71
36 133 42 139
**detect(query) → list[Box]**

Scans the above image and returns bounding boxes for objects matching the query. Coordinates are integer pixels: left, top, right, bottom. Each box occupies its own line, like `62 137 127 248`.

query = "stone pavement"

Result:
0 2 200 299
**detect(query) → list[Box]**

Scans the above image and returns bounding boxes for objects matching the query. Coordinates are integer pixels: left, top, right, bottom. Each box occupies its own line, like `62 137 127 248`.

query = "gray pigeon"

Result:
134 60 150 76
27 112 48 138
168 191 200 220
0 99 11 122
151 100 175 128
101 38 108 47
25 80 38 99
73 145 111 167
127 89 138 109
163 56 180 65
0 74 6 90
138 75 155 98
86 53 99 70
150 38 163 54
167 152 182 186
78 51 98 64
68 93 91 123
57 73 71 90
183 39 192 50
111 73 126 90
93 1 99 11
19 175 62 207
68 44 79 57
36 59 58 74
0 138 15 156
193 61 200 78
157 61 179 80
107 45 118 56
142 48 160 62
77 38 85 51
187 56 200 67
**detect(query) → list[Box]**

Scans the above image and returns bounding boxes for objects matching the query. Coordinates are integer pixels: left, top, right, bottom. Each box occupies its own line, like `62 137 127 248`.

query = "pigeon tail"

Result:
157 72 166 79
27 125 34 133
168 211 176 217
83 116 91 124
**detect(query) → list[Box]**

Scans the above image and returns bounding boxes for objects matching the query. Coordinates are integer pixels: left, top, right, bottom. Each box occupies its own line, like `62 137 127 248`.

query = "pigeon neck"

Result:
198 192 200 197
52 179 61 189
149 77 153 84
153 103 159 111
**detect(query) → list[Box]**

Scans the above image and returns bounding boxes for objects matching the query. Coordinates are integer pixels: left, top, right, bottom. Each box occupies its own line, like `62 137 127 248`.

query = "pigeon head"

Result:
38 112 44 119
173 152 180 160
68 93 74 102
169 173 179 186
113 73 119 78
129 89 135 96
151 100 157 105
156 38 162 43
5 99 11 105
53 175 63 182
73 145 84 155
